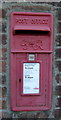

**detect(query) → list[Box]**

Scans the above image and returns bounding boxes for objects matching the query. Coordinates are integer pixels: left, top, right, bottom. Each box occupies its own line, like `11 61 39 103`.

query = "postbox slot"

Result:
14 30 49 35
14 26 50 35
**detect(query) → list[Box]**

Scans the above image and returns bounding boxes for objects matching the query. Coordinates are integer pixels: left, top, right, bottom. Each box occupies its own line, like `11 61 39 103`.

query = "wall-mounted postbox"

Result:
10 12 53 111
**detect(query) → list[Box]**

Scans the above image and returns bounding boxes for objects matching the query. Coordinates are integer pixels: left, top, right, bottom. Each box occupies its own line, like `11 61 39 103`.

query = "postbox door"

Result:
13 53 51 110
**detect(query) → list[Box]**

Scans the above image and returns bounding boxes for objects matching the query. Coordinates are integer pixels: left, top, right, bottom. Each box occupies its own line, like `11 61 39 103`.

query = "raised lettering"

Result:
16 18 48 25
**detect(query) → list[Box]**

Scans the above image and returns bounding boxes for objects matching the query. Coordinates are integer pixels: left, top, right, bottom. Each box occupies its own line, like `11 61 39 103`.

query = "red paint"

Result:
10 12 53 111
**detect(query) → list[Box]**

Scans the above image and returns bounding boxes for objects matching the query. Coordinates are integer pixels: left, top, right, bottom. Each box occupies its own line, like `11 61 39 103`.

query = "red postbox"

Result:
10 12 53 111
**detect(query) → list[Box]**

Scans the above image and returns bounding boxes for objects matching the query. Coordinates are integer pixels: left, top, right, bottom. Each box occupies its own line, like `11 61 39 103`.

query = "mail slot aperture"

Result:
10 12 53 111
14 30 50 35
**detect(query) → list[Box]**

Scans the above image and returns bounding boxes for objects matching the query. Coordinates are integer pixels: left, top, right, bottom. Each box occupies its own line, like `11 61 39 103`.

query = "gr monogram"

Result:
21 40 44 50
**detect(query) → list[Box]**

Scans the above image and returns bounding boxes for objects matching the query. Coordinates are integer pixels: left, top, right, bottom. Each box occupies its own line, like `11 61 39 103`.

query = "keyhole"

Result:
19 79 21 82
